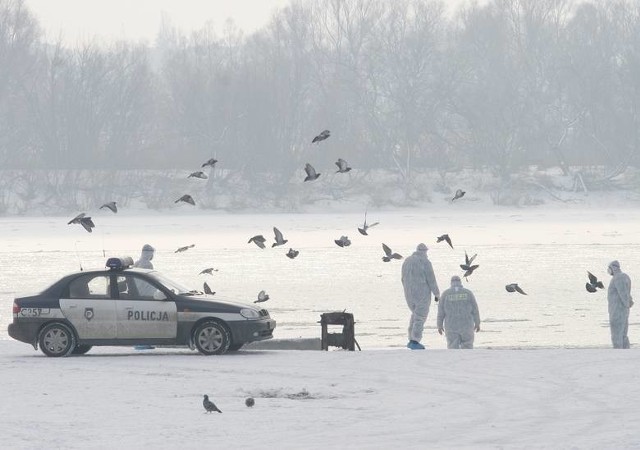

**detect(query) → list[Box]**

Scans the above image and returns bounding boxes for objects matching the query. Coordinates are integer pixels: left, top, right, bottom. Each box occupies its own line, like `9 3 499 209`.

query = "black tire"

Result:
38 323 76 357
227 343 244 352
193 321 230 355
71 344 92 355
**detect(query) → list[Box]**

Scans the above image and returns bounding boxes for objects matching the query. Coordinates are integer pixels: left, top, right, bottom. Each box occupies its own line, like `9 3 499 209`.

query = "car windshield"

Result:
149 272 198 295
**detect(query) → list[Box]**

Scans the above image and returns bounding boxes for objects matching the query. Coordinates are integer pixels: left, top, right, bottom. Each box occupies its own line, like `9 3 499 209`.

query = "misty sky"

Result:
25 0 292 44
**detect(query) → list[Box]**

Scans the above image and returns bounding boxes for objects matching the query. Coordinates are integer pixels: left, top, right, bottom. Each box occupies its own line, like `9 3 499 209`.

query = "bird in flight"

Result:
68 213 95 233
100 202 117 213
272 227 288 247
505 283 527 295
201 158 218 168
586 271 605 293
248 235 267 249
460 251 479 280
437 234 453 249
175 194 195 206
304 163 321 182
255 290 270 303
203 395 222 413
357 211 379 236
199 268 218 275
175 244 195 253
188 171 208 179
381 243 403 262
334 235 351 247
286 248 299 259
335 158 352 173
203 282 215 295
312 129 330 144
452 189 466 201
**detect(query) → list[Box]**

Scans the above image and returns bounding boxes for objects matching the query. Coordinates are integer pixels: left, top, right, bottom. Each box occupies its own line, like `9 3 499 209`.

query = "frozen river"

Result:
1 207 638 350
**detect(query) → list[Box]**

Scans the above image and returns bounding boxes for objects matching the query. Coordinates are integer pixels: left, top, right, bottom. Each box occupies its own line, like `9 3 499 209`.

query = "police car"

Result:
8 257 276 357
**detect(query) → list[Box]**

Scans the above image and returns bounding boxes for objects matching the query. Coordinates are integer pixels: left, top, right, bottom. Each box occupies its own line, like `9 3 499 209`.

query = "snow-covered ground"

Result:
1 340 640 449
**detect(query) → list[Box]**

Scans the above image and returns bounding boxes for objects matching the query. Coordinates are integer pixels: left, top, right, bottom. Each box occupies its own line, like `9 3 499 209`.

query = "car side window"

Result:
69 275 110 299
117 275 166 301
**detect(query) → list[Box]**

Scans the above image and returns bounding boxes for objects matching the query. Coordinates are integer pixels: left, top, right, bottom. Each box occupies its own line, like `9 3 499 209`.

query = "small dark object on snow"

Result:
437 234 453 249
245 397 255 407
203 394 222 413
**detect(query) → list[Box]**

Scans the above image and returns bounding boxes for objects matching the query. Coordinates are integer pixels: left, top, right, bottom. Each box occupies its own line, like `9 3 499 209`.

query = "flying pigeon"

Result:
334 235 351 247
203 282 215 295
587 271 605 290
255 290 270 303
188 171 208 179
312 129 330 144
175 194 195 206
175 244 195 253
100 201 117 213
437 234 453 249
460 251 479 279
304 163 321 182
286 248 299 259
586 283 598 293
272 227 288 247
382 243 403 262
201 158 218 168
505 283 527 295
357 211 379 236
203 395 222 413
68 213 95 233
335 158 352 173
248 235 267 249
199 268 218 275
452 189 466 201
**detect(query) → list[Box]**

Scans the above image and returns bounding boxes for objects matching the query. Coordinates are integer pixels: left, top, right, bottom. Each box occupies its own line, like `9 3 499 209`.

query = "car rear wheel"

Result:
194 321 230 355
71 344 92 355
38 323 76 357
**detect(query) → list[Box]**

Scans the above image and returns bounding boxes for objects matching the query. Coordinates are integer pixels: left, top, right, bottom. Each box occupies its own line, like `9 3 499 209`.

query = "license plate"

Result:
20 308 50 317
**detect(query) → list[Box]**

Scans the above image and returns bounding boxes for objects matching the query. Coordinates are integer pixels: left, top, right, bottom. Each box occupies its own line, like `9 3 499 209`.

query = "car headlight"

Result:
240 308 260 319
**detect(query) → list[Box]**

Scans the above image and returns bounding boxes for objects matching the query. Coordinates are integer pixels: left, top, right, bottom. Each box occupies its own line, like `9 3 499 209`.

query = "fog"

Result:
0 0 639 214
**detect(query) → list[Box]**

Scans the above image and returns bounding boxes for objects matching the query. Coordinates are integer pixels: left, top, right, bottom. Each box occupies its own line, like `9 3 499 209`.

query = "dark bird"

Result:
437 234 453 249
335 158 352 173
303 163 321 182
586 283 598 293
245 397 255 407
463 251 477 267
175 194 195 205
248 235 267 249
100 201 117 213
175 244 195 253
188 171 208 179
68 213 95 233
255 290 270 303
203 282 215 295
203 395 222 413
587 271 605 289
357 211 379 236
199 268 218 275
505 283 527 295
312 129 330 144
460 251 479 280
201 158 218 168
382 243 403 262
334 235 351 247
286 248 299 259
272 227 288 247
452 189 466 201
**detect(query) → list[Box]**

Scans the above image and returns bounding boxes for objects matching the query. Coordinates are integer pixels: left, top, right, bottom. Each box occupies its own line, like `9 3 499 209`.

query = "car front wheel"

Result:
38 323 76 357
194 321 230 355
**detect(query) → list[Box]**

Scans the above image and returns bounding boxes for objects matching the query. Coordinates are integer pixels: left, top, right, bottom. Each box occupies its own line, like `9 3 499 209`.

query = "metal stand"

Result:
320 312 355 351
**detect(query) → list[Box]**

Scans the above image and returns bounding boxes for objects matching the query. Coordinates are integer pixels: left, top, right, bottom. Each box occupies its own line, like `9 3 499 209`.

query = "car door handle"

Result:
69 305 78 309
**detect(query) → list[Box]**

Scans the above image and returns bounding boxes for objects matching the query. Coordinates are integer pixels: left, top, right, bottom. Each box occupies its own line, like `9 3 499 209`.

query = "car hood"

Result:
175 295 262 313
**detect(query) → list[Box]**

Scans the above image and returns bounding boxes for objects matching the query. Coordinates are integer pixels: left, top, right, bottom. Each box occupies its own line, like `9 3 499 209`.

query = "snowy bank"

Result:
1 341 639 449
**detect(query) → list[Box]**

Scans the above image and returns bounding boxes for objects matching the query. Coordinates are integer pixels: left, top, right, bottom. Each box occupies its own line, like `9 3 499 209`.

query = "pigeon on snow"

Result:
100 202 117 213
203 395 222 413
312 129 330 144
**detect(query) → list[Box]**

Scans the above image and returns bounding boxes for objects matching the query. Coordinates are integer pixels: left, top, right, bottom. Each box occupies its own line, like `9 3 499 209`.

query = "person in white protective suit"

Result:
437 275 481 349
607 260 633 349
401 243 440 350
134 244 155 269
